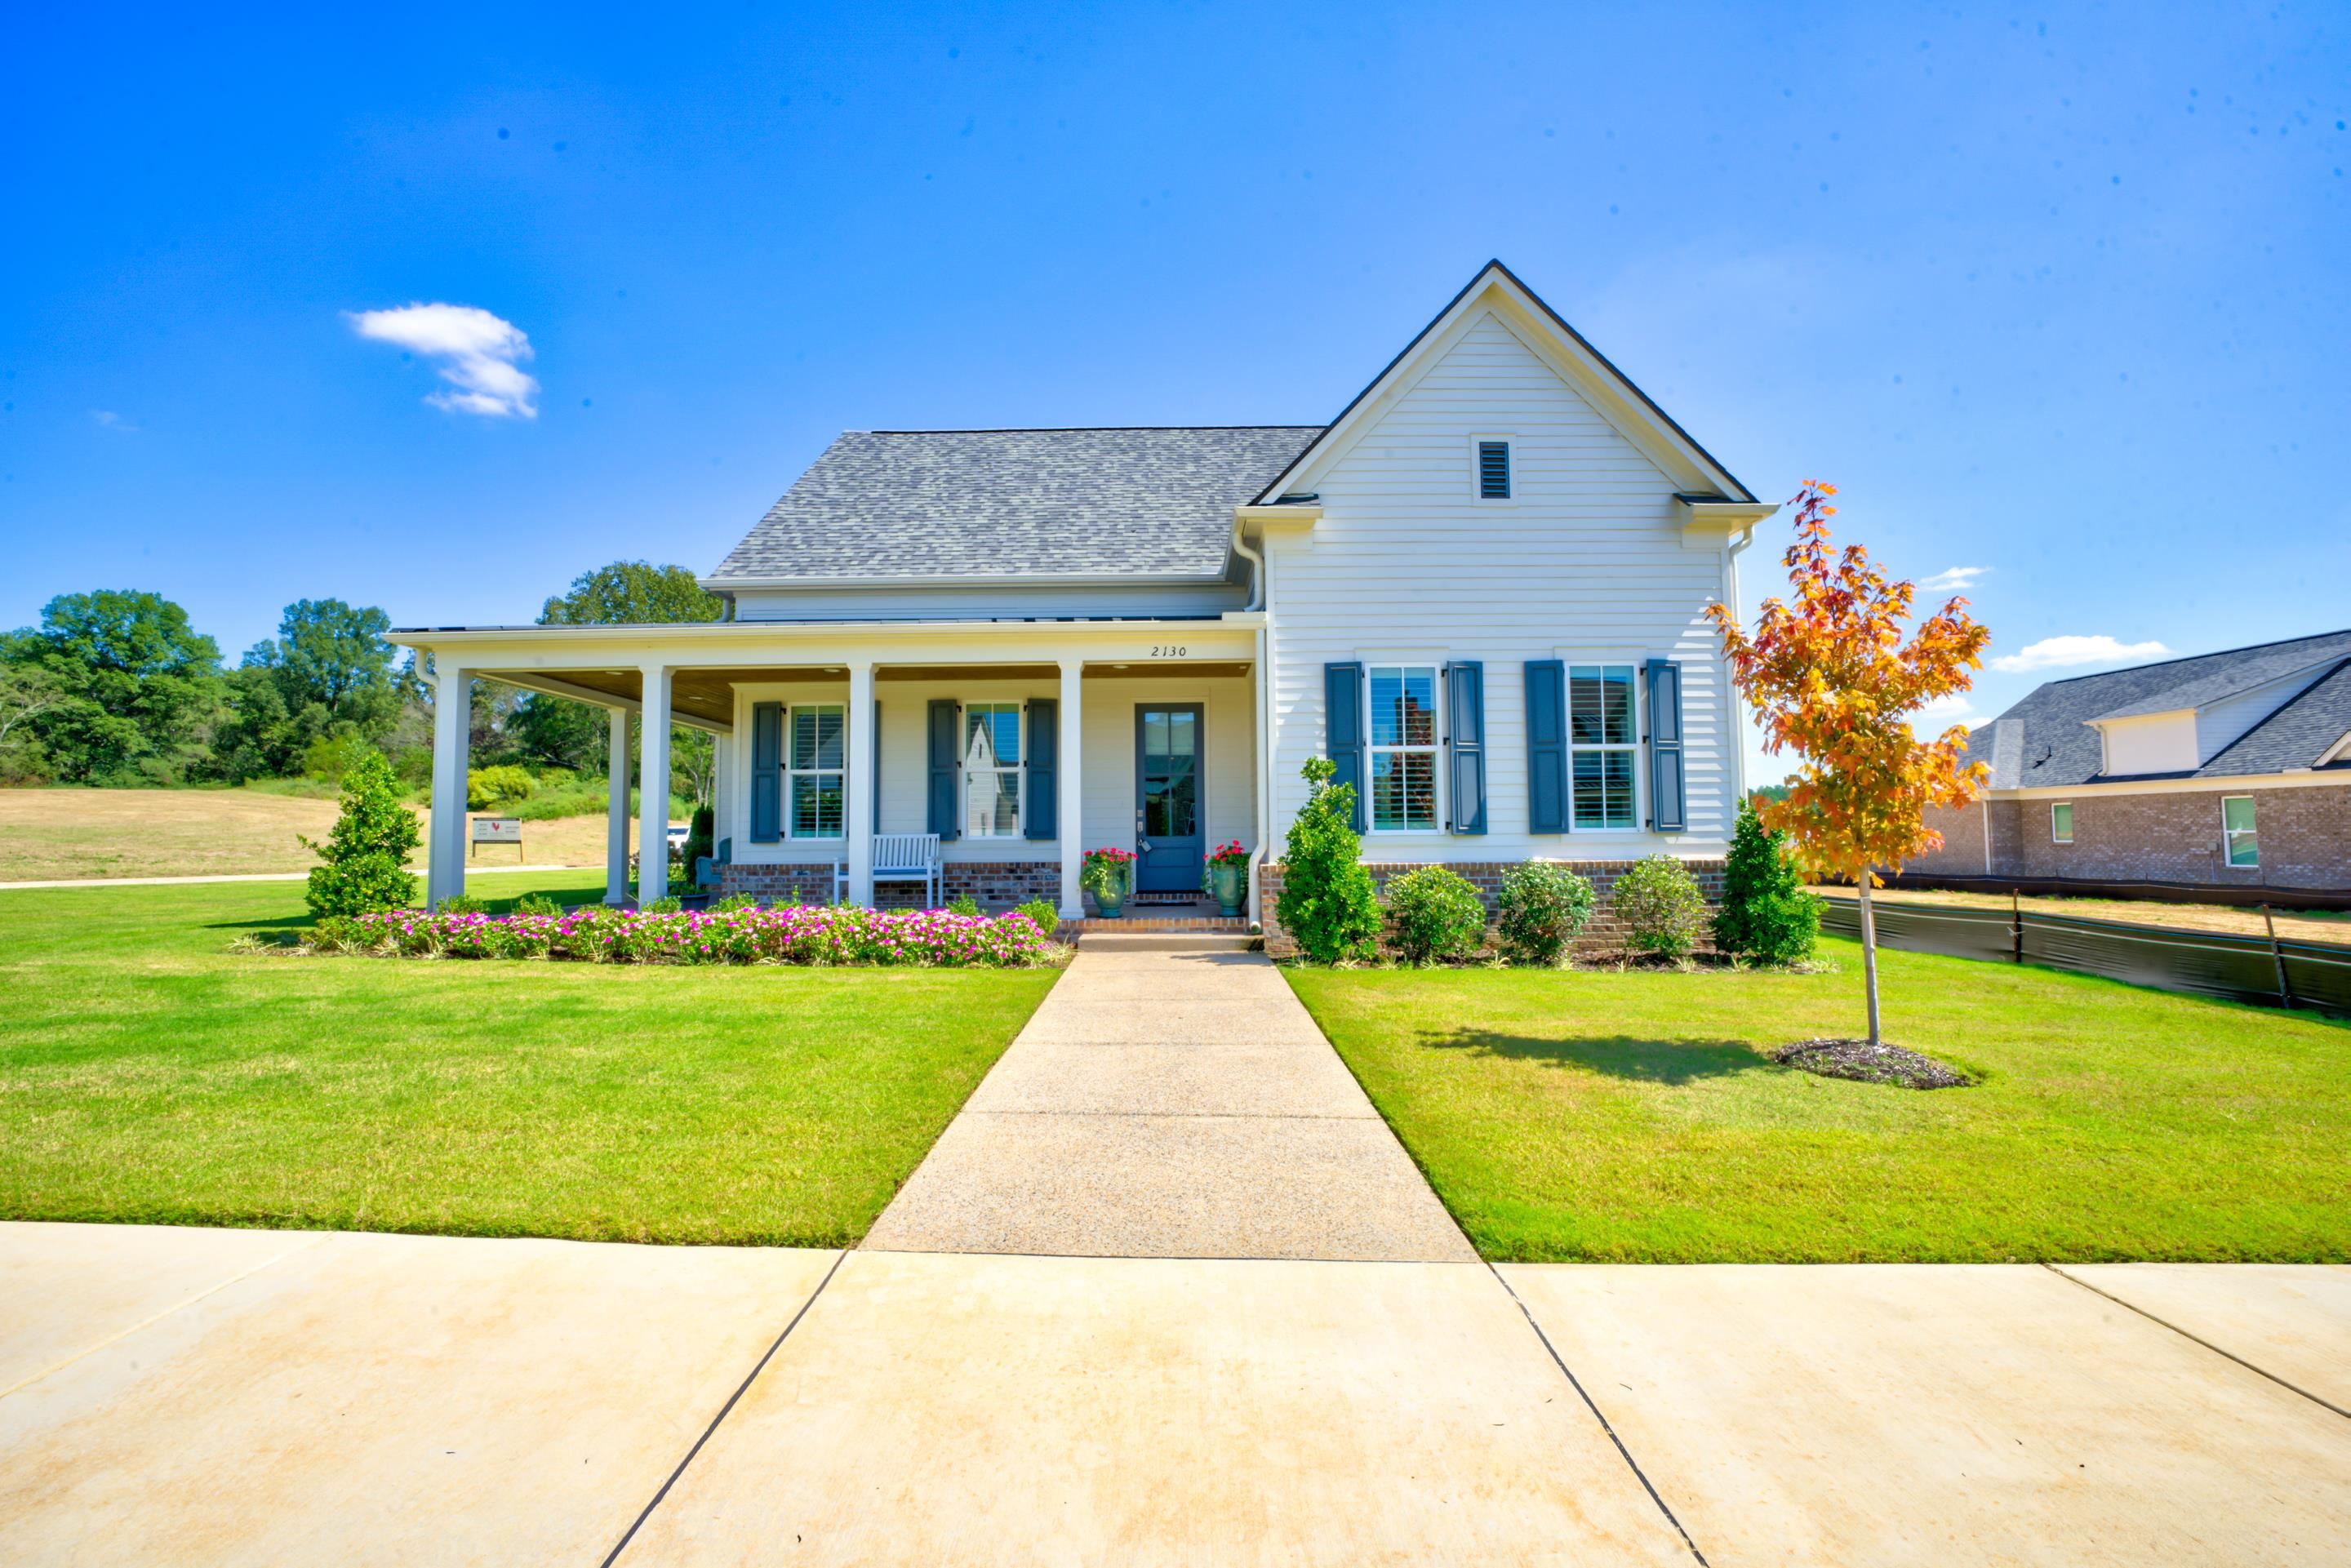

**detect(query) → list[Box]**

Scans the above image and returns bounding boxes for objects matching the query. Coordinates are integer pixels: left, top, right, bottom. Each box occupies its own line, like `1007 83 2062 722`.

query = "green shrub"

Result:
1495 862 1597 966
1384 865 1487 965
1274 757 1381 964
1713 799 1821 966
466 765 536 809
300 751 420 918
682 803 714 870
303 915 371 953
391 746 433 786
1016 897 1061 939
514 893 561 917
301 731 375 782
1611 855 1709 960
716 892 758 913
438 894 489 916
946 894 981 917
642 895 682 914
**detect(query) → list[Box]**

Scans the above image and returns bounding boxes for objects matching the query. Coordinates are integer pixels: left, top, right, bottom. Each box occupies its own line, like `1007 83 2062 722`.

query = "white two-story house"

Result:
392 261 1776 932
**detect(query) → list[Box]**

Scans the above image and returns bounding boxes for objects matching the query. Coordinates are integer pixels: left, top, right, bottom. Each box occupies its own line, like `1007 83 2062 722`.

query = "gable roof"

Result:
1251 258 1758 507
705 426 1323 587
1966 629 2351 787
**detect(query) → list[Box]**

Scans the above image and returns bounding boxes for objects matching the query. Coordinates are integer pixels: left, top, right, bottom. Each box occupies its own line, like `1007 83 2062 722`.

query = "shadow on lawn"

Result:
1415 1028 1778 1086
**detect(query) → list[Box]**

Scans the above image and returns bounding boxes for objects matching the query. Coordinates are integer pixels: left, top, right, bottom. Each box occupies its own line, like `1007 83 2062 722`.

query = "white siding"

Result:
722 672 1253 868
1266 309 1739 858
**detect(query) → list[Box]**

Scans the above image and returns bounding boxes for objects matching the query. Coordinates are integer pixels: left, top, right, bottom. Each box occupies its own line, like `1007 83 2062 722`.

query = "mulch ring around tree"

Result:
1771 1037 1973 1090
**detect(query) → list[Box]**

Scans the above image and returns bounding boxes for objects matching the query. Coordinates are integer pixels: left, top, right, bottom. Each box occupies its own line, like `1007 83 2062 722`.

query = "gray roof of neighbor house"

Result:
706 426 1327 585
1967 629 2351 788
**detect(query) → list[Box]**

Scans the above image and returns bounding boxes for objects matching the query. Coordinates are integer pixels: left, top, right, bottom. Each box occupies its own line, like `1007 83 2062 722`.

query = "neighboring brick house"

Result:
1912 631 2351 891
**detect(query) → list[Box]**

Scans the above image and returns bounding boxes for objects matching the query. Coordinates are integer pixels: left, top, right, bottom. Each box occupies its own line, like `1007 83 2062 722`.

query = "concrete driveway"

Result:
5 940 2348 1561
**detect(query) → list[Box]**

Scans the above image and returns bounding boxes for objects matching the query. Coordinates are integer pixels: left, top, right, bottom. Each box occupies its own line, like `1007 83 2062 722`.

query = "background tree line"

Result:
0 562 726 804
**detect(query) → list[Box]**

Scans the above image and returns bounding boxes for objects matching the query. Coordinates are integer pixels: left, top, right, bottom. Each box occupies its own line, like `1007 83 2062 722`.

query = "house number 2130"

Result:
1150 645 1189 658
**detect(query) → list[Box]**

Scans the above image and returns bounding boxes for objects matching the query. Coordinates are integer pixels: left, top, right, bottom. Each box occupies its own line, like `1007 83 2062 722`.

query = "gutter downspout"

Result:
1723 529 1757 814
1233 518 1273 926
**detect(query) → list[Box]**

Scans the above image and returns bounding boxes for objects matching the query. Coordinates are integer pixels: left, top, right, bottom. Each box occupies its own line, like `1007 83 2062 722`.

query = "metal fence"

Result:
1818 898 2351 1019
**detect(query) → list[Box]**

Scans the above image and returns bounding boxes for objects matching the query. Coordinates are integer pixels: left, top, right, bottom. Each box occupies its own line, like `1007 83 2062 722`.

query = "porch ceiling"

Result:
484 658 1256 730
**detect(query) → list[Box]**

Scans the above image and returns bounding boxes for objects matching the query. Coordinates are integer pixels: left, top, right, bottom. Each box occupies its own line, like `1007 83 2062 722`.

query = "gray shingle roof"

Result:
1964 629 2351 787
707 426 1325 584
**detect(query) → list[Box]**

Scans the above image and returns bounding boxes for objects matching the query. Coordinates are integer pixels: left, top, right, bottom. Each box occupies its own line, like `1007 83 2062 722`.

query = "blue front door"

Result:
1135 704 1203 893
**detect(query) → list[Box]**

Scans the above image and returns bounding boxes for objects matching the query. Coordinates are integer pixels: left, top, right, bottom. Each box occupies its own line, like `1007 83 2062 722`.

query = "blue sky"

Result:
3 2 2344 782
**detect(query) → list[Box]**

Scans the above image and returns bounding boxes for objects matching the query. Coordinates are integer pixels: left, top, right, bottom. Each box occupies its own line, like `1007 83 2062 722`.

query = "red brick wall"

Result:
718 859 1058 908
1904 784 2350 890
1255 858 1727 959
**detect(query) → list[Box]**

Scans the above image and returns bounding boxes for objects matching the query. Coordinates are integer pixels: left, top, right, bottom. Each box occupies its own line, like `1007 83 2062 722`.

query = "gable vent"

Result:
1478 440 1511 500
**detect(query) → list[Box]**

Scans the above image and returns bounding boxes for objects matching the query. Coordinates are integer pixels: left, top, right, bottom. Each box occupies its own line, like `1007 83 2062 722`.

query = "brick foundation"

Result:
1255 858 1727 960
1915 783 2351 891
718 859 1059 909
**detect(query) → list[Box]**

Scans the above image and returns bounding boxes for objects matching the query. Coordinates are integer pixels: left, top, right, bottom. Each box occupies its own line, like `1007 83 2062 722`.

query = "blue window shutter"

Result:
1525 660 1567 833
1323 662 1367 833
1024 697 1057 840
927 698 958 839
870 699 881 830
749 702 783 843
1646 659 1687 832
1446 660 1487 834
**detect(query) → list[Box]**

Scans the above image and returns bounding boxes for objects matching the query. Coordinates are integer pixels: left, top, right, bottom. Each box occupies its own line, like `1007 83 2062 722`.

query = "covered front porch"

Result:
396 617 1267 920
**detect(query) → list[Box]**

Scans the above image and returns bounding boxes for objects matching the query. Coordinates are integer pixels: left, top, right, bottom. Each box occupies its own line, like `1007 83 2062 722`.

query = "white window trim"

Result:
1558 652 1647 835
2220 794 2259 868
960 700 1026 840
1361 659 1446 836
2050 802 2074 844
1469 433 1517 505
785 702 847 842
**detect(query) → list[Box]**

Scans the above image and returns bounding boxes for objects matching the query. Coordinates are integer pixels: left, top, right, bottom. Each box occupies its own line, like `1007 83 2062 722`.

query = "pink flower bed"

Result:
313 904 1054 968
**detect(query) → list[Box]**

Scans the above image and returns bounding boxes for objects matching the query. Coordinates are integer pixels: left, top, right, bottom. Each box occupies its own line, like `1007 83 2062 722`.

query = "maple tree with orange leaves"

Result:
1706 481 1992 1046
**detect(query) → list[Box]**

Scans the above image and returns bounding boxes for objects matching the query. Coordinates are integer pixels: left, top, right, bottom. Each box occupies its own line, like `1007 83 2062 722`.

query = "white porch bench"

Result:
869 833 943 907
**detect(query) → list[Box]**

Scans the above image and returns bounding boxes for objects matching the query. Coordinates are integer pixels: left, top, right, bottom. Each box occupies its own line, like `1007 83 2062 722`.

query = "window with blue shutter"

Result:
1323 662 1367 833
1024 697 1057 840
926 698 958 839
749 701 783 843
1645 659 1687 832
1524 660 1567 833
1445 661 1486 834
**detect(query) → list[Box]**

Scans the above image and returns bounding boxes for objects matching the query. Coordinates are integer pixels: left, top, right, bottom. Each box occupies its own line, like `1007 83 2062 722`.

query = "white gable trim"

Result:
1253 259 1759 508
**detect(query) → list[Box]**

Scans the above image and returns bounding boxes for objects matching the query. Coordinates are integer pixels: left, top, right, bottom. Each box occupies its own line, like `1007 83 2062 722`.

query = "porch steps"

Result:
1071 930 1259 953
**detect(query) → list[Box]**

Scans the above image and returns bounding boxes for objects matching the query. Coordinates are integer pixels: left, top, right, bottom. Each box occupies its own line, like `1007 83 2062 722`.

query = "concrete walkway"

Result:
863 937 1474 1261
0 863 598 891
3 1224 2346 1563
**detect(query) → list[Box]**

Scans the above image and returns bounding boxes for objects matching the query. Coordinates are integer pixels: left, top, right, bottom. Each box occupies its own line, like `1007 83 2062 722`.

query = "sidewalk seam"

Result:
2044 1264 2350 1422
1485 1263 1709 1566
600 1247 851 1566
0 1232 327 1402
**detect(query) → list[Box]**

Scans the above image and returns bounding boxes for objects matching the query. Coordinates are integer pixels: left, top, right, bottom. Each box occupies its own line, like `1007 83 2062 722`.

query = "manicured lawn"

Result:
0 874 1058 1245
1287 939 2350 1264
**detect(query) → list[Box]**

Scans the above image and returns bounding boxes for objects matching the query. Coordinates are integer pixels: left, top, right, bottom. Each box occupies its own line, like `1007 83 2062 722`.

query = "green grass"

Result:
1286 939 2350 1264
0 874 1058 1245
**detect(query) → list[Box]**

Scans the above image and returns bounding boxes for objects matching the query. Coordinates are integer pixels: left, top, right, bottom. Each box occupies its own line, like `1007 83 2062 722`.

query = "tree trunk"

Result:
1856 868 1882 1046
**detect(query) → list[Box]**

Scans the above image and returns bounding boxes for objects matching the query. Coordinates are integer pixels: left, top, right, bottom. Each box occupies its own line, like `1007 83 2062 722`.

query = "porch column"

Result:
1059 655 1084 918
427 664 471 909
638 664 673 904
845 660 874 906
604 708 630 906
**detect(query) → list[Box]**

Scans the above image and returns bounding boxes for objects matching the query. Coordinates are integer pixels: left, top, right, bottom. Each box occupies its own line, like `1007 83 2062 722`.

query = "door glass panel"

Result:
1141 708 1199 837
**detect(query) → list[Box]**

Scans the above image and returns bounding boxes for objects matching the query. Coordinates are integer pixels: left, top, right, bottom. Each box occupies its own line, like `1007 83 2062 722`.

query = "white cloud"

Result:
1909 691 1985 736
1989 635 2171 674
1918 565 1989 593
344 303 539 418
90 410 136 432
